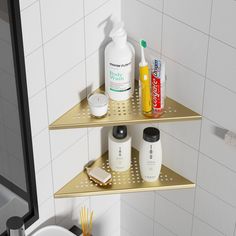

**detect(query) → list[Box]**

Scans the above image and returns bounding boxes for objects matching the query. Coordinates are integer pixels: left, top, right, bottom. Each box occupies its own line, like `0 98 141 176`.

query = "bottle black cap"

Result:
113 126 127 139
143 127 160 142
6 216 24 230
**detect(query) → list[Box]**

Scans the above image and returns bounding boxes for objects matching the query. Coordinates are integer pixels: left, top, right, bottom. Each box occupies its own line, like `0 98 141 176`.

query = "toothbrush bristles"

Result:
140 39 147 48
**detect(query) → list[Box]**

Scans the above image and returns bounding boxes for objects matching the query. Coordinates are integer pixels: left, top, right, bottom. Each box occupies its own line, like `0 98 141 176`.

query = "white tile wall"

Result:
161 131 198 182
123 0 162 53
52 136 88 192
32 129 51 172
159 120 201 150
197 153 236 207
122 1 236 236
207 38 236 93
158 189 195 214
35 164 54 205
121 191 155 218
92 201 120 236
154 223 176 236
25 48 45 97
88 126 109 160
21 2 42 55
86 50 105 92
28 90 48 136
192 217 224 236
210 0 236 48
85 0 121 57
20 0 122 234
194 187 236 236
49 128 87 160
163 56 205 114
43 21 85 85
46 61 86 123
40 0 84 42
121 201 154 236
203 79 236 133
84 0 109 16
162 15 208 75
200 118 236 172
155 194 193 236
90 194 120 220
164 0 212 33
18 0 236 235
137 0 163 12
20 0 37 10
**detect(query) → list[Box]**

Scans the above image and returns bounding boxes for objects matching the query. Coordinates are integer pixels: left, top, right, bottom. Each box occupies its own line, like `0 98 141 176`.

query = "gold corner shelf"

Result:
49 85 201 130
54 148 195 198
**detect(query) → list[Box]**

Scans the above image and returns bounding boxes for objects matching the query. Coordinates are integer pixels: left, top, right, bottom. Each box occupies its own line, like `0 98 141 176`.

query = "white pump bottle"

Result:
105 22 135 101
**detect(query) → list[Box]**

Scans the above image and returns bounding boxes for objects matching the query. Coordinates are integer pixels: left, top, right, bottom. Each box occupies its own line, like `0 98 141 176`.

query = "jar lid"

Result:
113 126 127 139
143 127 160 142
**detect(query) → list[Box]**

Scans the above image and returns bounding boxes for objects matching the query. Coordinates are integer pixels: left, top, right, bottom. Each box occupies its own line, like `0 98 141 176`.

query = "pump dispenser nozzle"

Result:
109 21 127 45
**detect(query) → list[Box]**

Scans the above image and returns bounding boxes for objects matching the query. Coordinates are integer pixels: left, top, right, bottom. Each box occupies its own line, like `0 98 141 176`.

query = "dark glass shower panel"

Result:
0 0 27 194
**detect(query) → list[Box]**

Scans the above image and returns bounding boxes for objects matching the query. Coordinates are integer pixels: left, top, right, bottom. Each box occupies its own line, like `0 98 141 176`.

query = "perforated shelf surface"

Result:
49 85 201 130
54 148 195 198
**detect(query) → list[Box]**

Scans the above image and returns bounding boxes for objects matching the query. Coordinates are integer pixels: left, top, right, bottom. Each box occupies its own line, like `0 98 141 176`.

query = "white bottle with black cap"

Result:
139 127 162 182
108 125 131 171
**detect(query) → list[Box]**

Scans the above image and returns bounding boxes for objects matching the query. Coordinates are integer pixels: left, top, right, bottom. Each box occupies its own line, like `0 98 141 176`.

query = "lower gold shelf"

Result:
54 148 195 198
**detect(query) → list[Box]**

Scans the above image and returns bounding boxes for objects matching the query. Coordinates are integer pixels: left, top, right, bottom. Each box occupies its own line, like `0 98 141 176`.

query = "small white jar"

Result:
87 92 109 118
139 127 162 182
108 126 131 172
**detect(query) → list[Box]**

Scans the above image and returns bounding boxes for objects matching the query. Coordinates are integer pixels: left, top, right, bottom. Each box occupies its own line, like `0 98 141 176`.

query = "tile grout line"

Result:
157 189 228 236
35 0 112 48
190 0 214 234
23 0 115 59
153 191 157 236
160 0 164 57
155 222 178 236
82 0 92 212
206 76 236 95
197 185 236 210
129 36 205 78
84 0 112 18
28 46 102 101
193 215 227 236
122 198 157 222
152 1 166 234
156 191 193 215
38 0 56 221
50 131 88 163
20 0 39 12
210 35 236 51
159 127 200 152
199 147 236 175
136 0 236 53
42 17 84 46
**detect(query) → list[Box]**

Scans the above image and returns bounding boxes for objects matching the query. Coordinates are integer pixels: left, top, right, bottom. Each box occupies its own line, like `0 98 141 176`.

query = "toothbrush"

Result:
139 40 152 114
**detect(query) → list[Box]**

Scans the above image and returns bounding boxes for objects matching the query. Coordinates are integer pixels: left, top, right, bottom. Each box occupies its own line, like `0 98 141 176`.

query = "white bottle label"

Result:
108 61 132 93
139 141 162 182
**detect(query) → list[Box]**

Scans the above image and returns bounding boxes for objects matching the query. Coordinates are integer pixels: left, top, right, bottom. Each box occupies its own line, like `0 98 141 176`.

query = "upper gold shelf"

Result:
49 85 201 130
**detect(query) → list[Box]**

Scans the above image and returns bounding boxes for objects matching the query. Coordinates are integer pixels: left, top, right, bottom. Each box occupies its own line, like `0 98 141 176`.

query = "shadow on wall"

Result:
78 16 114 100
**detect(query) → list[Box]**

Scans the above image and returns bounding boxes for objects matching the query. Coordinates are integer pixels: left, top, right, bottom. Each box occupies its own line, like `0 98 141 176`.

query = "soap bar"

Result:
88 167 112 184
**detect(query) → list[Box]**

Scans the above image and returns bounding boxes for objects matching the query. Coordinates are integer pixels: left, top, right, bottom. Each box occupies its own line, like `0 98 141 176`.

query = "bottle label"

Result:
109 62 132 93
151 59 165 112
